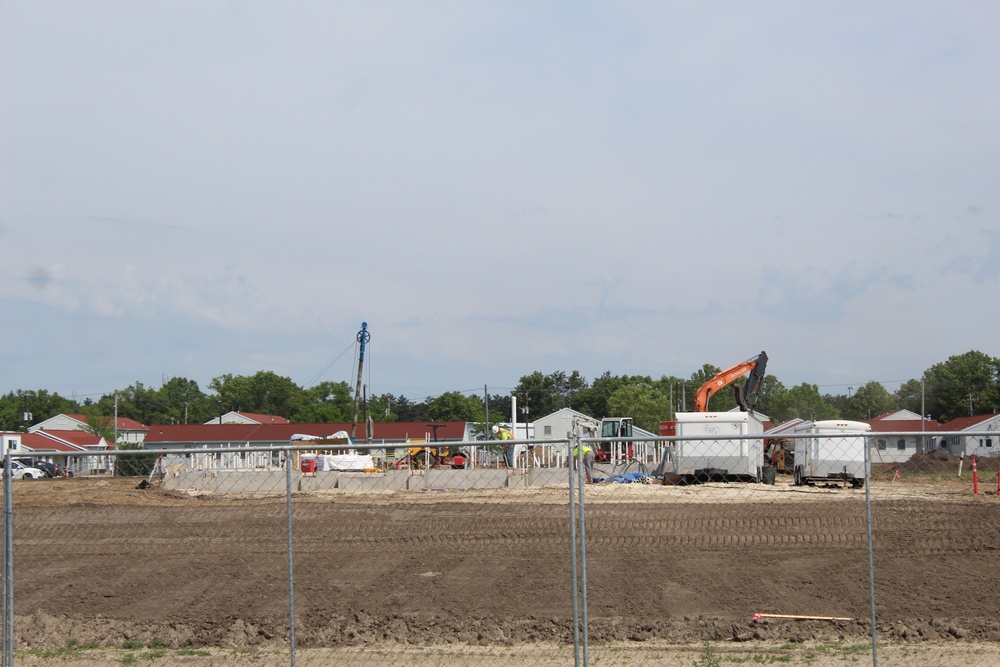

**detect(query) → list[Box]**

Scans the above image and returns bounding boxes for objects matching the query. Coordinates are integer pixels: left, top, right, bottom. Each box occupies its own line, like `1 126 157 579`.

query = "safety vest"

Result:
497 429 513 440
572 444 593 456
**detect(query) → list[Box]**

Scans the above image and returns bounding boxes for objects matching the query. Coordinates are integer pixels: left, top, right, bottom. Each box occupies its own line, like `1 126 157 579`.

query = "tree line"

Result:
1 350 998 436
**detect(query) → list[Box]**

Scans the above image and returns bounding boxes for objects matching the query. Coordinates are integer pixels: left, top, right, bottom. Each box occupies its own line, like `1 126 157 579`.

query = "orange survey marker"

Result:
972 456 979 495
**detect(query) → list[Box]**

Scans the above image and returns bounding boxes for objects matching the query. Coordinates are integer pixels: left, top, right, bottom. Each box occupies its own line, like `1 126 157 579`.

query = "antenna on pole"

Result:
351 322 370 440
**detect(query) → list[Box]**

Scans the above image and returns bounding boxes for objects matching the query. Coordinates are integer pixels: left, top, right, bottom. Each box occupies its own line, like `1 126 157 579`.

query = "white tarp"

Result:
301 453 374 471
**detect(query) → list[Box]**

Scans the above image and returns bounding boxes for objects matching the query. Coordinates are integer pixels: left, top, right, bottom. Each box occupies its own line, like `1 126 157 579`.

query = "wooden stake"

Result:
752 613 852 622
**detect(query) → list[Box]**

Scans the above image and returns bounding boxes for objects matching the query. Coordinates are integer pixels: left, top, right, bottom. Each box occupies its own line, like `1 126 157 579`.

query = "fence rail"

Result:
2 429 1000 666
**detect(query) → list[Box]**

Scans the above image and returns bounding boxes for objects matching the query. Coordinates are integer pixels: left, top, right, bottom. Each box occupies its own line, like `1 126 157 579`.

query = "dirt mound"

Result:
874 450 1000 477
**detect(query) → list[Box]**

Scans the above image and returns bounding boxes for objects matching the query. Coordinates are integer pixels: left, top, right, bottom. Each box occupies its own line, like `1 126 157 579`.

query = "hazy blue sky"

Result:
2 2 998 403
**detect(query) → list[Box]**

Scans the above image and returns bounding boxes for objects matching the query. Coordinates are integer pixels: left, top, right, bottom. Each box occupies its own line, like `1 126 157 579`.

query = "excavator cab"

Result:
596 417 633 463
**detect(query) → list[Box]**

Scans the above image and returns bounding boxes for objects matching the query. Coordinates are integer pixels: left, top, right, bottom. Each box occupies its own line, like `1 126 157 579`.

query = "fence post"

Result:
864 436 879 667
285 447 296 667
568 431 580 666
3 451 12 667
568 430 590 667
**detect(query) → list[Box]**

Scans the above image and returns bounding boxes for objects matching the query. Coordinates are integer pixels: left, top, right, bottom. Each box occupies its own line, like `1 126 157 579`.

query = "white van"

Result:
792 419 871 488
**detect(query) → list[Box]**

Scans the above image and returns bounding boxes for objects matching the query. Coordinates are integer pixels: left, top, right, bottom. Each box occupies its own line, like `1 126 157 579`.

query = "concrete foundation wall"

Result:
162 466 578 493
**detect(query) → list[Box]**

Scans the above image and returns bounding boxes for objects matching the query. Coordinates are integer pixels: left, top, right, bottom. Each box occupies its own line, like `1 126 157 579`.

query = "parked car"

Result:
21 459 61 478
6 461 46 480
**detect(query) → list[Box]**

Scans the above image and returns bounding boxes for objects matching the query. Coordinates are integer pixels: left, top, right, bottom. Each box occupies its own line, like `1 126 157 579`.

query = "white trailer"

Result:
792 419 870 488
671 411 765 481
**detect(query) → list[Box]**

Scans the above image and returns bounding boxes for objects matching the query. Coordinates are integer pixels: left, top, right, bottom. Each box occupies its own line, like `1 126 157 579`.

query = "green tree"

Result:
651 375 687 420
552 370 588 409
115 441 158 476
425 392 484 422
768 383 839 422
81 411 116 444
514 371 558 419
293 381 353 423
923 351 1000 422
487 393 513 425
574 372 648 419
0 390 79 431
209 371 304 417
893 379 925 416
844 381 895 421
606 382 671 432
157 377 210 424
752 375 787 419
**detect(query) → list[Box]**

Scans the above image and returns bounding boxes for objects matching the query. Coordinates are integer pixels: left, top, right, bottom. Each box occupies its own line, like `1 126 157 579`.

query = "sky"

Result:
1 2 999 404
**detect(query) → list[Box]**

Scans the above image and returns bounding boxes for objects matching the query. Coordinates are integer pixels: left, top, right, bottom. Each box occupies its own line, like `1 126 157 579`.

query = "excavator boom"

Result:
692 351 768 412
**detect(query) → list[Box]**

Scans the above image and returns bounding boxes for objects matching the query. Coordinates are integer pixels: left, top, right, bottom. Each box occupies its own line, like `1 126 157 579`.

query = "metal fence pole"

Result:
286 447 297 667
577 435 589 667
568 431 590 667
3 452 12 667
568 432 581 667
864 436 879 667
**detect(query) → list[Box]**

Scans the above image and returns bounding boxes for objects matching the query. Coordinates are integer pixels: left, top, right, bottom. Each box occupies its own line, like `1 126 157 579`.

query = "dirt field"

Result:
7 475 1000 665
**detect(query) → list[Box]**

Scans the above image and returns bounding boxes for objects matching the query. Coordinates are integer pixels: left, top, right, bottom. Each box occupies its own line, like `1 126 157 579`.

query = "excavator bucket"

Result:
737 351 768 412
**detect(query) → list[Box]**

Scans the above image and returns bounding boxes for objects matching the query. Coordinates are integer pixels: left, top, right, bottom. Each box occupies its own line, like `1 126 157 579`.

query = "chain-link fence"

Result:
2 425 1000 666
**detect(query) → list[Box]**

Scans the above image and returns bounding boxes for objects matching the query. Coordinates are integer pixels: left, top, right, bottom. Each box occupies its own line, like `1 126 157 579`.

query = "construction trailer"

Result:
668 411 765 482
792 419 870 488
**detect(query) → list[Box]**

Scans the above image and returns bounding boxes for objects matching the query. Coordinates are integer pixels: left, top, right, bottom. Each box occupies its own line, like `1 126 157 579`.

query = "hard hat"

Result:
492 425 499 434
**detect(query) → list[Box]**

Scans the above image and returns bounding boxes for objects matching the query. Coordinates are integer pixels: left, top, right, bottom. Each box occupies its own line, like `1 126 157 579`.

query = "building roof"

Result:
207 411 291 425
23 430 107 452
236 412 290 424
64 414 149 431
938 414 1000 432
868 419 945 433
144 421 468 446
870 409 924 421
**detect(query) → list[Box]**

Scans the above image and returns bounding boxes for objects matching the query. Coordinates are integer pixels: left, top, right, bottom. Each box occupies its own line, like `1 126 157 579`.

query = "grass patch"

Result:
693 641 722 667
140 648 168 659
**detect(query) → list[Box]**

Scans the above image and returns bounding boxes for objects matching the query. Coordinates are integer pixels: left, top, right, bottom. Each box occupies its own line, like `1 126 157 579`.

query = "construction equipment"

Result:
402 442 467 469
594 417 633 463
764 439 795 473
400 424 467 469
692 351 768 412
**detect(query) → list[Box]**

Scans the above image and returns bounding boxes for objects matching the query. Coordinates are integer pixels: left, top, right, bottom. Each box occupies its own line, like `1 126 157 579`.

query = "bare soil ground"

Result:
7 474 1000 664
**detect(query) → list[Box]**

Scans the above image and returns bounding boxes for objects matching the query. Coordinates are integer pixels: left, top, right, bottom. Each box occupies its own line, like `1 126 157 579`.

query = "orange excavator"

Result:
692 351 768 412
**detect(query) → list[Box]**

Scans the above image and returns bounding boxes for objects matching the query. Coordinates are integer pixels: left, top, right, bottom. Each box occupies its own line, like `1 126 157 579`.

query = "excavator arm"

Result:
692 351 768 412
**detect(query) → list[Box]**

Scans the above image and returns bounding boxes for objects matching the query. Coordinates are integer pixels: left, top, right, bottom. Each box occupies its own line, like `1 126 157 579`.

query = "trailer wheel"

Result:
851 478 864 489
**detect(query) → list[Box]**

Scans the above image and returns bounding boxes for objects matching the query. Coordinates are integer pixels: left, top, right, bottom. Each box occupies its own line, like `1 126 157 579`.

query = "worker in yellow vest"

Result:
493 425 515 467
572 442 595 483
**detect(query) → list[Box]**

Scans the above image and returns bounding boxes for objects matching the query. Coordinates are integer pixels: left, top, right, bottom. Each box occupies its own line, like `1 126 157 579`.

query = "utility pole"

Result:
484 385 490 437
17 391 33 432
351 322 370 441
920 381 926 455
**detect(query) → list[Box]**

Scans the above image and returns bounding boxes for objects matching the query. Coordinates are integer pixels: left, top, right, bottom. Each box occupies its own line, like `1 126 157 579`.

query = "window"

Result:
877 439 887 451
987 438 993 449
897 439 906 451
544 425 552 436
